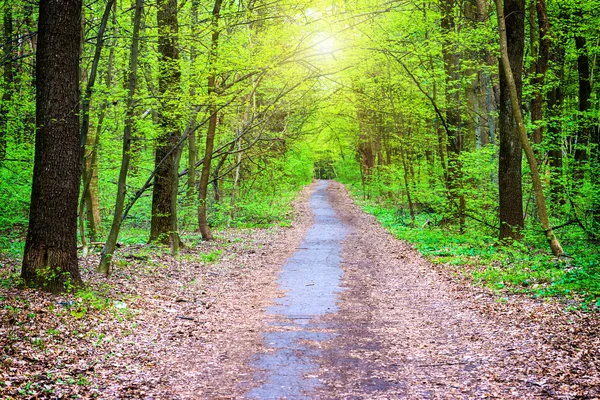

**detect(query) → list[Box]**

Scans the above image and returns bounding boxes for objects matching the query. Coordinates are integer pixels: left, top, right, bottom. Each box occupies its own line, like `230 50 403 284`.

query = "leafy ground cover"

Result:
0 226 294 398
343 184 600 311
0 183 311 398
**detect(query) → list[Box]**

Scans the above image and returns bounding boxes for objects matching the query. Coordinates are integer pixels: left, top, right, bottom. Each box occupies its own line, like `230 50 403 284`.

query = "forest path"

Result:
122 181 598 399
243 181 598 399
247 180 348 399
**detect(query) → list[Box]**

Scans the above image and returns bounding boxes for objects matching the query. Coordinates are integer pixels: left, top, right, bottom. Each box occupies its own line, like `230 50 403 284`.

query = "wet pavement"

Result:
246 180 347 399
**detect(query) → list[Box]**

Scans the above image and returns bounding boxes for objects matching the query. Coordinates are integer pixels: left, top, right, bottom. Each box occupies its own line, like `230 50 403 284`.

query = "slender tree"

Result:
98 0 144 275
22 0 83 292
440 0 465 231
198 0 223 240
0 1 13 163
187 0 200 205
498 0 525 241
530 0 550 146
573 33 591 178
79 0 115 254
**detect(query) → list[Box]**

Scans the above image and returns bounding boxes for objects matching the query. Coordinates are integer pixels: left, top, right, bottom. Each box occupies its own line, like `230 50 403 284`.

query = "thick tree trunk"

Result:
498 0 525 240
495 0 563 257
22 0 83 293
150 0 182 244
98 0 143 275
0 2 13 164
441 0 465 231
198 0 223 241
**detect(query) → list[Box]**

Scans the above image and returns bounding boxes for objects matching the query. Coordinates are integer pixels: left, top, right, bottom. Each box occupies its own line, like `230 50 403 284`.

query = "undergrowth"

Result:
346 185 600 311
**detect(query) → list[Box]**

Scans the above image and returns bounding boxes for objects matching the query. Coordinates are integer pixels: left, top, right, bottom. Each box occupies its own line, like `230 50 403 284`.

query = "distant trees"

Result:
325 0 598 253
21 0 83 292
2 0 598 292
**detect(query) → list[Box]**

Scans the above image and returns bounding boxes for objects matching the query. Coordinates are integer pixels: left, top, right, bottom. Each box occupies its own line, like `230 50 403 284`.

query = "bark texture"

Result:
198 0 223 241
22 0 83 292
150 0 182 244
498 0 525 240
495 0 563 256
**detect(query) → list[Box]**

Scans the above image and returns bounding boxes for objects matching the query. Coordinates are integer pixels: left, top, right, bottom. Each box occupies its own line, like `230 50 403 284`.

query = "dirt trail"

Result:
244 181 599 399
4 182 597 398
313 181 599 399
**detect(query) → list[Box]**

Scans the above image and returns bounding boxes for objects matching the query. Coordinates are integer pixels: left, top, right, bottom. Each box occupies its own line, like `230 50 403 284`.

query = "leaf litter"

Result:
315 181 600 399
0 184 314 399
1 181 599 399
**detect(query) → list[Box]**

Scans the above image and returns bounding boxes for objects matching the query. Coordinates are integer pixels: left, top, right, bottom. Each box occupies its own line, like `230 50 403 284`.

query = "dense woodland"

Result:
0 0 598 303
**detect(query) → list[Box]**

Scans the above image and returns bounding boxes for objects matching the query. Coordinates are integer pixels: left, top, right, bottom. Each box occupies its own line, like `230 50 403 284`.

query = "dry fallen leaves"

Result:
1 182 599 399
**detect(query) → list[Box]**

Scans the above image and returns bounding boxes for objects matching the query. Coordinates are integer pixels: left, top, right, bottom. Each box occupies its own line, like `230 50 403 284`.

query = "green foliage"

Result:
0 0 598 312
199 250 223 263
349 185 600 309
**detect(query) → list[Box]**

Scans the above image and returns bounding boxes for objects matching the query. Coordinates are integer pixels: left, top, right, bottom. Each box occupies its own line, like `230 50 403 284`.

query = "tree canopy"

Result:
0 0 598 299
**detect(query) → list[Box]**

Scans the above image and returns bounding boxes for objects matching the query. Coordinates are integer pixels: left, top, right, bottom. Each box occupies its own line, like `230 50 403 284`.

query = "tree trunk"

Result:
441 0 465 232
573 35 591 179
150 0 182 244
22 0 83 293
229 135 243 223
529 0 550 146
0 1 13 164
495 0 563 257
187 0 199 205
84 123 102 241
547 44 565 205
170 144 183 255
98 0 143 275
198 0 223 241
79 0 113 251
498 0 525 241
80 0 113 160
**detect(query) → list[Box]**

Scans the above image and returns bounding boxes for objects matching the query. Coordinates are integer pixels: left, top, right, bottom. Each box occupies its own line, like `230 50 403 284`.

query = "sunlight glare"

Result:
314 34 337 56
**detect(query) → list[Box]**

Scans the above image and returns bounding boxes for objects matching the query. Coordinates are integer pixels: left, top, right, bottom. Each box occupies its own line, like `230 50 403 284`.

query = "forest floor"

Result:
1 181 600 399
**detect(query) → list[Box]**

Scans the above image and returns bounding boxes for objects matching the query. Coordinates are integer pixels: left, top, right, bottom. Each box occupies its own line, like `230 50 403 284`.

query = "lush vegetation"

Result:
0 0 598 304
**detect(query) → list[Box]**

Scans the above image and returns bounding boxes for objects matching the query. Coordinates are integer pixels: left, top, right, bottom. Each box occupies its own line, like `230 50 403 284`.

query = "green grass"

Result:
352 190 600 310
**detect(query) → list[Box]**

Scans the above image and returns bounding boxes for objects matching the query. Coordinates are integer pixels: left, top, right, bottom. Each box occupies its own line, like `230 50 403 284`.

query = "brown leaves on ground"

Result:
0 185 314 399
317 181 600 399
1 181 599 399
